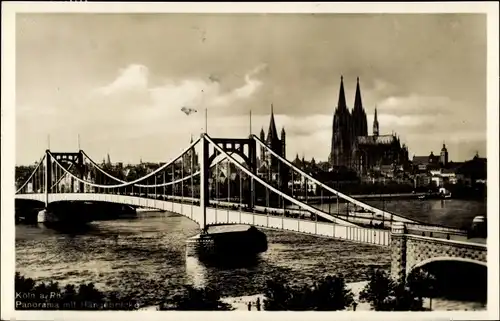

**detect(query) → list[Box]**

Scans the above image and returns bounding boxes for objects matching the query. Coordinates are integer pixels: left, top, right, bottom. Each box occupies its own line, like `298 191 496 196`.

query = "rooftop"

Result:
357 135 394 145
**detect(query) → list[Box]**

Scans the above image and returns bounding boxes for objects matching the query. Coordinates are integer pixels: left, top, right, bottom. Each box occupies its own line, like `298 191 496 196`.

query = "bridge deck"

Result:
16 193 391 247
16 193 484 246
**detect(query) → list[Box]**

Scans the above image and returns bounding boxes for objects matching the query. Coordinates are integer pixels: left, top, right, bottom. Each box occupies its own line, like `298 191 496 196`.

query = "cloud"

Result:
68 63 270 150
374 113 438 129
93 63 266 114
95 64 149 96
378 94 453 116
211 64 267 107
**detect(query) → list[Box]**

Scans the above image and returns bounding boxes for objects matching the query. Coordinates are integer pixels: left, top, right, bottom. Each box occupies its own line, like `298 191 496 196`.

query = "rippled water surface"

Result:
317 198 486 228
16 212 389 304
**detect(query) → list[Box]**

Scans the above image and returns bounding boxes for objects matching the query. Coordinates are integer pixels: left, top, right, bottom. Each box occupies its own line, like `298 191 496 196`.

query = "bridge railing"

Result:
16 192 391 247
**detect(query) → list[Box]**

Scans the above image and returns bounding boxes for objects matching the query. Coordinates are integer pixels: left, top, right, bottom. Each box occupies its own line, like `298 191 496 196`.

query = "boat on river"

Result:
186 224 268 258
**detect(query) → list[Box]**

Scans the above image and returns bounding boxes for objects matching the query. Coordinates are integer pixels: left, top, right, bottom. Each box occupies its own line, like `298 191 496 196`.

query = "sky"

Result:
15 13 487 165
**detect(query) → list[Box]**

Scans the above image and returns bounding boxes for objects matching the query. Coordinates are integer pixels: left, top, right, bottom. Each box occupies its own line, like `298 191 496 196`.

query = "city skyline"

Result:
16 13 487 165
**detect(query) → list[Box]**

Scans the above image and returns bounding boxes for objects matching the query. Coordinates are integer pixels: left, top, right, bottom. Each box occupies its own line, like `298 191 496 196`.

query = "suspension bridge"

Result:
15 131 473 249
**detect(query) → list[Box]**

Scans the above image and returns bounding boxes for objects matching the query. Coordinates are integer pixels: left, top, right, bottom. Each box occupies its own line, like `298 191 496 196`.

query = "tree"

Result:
15 272 36 293
406 268 437 310
76 283 105 309
159 285 233 311
262 278 293 310
263 275 354 311
359 269 424 311
14 273 112 310
359 269 395 311
15 165 37 190
314 275 354 311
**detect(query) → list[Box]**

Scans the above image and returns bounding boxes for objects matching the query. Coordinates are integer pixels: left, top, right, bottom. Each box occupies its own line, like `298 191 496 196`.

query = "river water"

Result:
316 198 487 229
15 199 487 310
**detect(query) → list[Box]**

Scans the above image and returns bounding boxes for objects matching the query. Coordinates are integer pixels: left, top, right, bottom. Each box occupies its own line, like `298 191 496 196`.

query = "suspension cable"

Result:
50 149 202 189
205 135 357 226
78 138 200 186
51 163 74 190
16 154 46 194
252 135 417 224
252 135 398 218
80 148 230 188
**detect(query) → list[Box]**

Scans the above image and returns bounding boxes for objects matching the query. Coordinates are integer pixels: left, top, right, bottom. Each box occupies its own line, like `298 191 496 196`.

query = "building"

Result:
430 168 459 187
329 76 409 175
455 153 487 186
412 143 451 172
258 104 288 190
183 135 199 173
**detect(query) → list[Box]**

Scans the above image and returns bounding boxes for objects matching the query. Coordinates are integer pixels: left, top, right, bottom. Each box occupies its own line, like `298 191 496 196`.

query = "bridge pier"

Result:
390 222 407 282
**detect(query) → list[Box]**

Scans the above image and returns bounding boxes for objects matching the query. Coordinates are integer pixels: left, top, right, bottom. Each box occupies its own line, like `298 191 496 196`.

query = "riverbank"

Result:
220 281 371 311
219 281 487 311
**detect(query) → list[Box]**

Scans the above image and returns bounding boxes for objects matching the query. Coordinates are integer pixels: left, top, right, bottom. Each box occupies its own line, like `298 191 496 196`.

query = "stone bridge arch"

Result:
408 256 487 276
390 222 487 281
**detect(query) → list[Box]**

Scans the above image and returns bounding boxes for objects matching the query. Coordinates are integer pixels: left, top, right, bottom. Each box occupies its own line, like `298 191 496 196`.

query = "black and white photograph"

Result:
2 2 499 320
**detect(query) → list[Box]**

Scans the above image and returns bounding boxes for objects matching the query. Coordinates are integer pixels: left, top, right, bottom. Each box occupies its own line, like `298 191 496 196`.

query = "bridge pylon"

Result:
205 136 258 210
45 150 51 207
200 134 209 233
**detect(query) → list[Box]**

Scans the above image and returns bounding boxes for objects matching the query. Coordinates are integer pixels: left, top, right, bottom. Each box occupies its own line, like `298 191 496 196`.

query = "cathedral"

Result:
329 76 409 175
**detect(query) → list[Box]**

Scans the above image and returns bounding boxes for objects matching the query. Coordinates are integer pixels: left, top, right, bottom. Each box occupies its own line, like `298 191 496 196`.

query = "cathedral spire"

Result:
373 107 379 137
352 77 368 137
354 77 363 111
337 75 347 110
267 103 278 141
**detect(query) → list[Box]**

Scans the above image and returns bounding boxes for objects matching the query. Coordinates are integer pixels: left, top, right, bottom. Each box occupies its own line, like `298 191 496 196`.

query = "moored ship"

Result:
186 224 268 258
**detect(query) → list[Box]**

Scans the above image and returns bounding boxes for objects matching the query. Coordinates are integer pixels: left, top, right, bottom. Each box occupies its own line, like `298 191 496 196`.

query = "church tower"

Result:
351 77 368 138
440 143 449 167
330 76 352 167
259 104 287 190
259 127 266 167
266 104 285 168
373 107 379 137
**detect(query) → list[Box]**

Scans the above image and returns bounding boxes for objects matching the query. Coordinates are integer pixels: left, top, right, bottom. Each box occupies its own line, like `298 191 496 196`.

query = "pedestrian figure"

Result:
352 301 358 311
247 301 252 311
256 297 261 311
